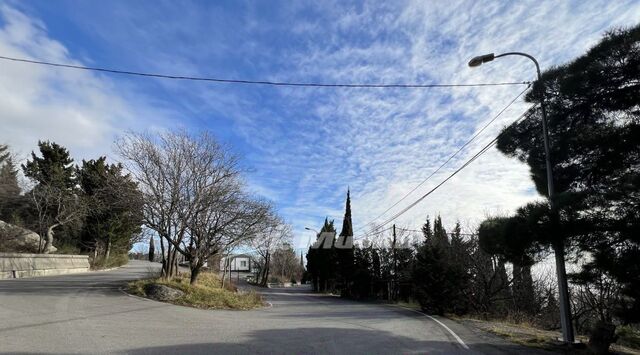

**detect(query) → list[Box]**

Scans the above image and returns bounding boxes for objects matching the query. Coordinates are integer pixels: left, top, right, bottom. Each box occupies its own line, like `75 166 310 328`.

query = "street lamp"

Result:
469 52 575 344
304 227 319 248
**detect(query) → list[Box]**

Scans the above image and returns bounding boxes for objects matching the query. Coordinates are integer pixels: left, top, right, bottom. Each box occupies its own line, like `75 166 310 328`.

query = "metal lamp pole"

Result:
305 227 319 248
304 227 320 290
468 52 575 343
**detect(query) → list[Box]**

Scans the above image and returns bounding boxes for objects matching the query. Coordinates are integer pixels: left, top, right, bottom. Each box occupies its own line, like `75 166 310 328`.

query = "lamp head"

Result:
468 53 495 67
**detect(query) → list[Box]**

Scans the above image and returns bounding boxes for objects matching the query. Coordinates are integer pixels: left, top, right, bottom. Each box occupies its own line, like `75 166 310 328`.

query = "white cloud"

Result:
226 0 640 247
0 4 172 164
2 1 638 251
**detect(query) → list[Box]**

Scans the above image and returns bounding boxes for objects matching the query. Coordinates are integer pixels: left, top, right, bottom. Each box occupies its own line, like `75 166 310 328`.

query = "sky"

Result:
0 0 638 251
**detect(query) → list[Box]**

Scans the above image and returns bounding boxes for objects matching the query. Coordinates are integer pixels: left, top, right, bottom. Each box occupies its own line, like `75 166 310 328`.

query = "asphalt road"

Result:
0 261 544 354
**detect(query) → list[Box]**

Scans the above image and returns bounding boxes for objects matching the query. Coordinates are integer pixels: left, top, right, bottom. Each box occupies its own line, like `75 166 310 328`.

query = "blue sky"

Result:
1 0 638 250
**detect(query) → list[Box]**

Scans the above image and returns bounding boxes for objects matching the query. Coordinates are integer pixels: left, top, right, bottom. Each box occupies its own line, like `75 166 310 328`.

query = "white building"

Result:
220 254 253 272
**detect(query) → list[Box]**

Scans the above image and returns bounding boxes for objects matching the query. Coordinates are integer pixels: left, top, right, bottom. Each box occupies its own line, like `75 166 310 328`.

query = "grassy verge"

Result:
395 300 421 311
454 316 639 354
91 253 129 270
617 325 640 350
127 272 264 310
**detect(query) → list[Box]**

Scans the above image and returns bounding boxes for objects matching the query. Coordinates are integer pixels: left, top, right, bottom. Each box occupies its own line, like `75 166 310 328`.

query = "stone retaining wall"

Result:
0 253 90 279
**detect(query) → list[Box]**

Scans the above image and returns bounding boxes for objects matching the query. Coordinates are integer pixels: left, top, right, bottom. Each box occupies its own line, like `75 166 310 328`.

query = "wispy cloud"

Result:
1 1 638 250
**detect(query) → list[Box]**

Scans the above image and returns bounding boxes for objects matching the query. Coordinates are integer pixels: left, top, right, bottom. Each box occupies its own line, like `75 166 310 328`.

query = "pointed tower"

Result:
337 188 354 297
339 189 353 237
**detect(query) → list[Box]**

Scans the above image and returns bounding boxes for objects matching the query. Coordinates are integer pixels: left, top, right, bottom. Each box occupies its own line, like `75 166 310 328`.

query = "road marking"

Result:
388 304 469 350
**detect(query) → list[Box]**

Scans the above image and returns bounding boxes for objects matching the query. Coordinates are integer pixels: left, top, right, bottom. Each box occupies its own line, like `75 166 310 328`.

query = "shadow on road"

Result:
122 327 533 354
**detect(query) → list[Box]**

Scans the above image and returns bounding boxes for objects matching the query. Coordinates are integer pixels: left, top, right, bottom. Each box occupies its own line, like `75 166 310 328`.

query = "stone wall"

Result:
0 253 90 279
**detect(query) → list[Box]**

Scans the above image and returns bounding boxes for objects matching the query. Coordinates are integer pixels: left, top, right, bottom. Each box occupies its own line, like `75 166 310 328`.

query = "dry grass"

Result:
91 253 129 270
455 316 640 354
127 272 264 310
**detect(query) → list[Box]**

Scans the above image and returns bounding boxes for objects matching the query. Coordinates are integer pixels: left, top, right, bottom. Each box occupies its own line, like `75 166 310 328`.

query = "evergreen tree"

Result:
412 217 469 315
0 156 21 221
421 215 433 241
432 215 449 248
22 141 76 190
336 189 355 297
306 218 337 292
493 25 640 326
22 141 82 252
79 157 143 261
0 144 10 165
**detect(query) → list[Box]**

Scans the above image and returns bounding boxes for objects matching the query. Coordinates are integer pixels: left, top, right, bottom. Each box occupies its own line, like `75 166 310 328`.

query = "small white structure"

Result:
220 254 252 272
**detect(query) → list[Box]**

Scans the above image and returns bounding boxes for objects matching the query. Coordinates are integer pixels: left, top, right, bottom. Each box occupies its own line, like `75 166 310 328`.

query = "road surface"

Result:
0 261 543 354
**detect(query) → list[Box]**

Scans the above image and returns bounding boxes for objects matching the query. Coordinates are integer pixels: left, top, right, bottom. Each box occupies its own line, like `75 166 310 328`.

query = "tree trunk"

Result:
190 263 201 285
148 237 155 262
159 237 167 278
43 224 59 254
105 238 111 261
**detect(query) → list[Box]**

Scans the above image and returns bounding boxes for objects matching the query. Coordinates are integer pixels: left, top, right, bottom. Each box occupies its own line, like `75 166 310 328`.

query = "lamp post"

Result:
469 52 575 344
304 227 319 249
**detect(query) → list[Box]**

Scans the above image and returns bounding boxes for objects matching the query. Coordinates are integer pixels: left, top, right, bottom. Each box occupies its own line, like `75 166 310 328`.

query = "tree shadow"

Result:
121 327 541 354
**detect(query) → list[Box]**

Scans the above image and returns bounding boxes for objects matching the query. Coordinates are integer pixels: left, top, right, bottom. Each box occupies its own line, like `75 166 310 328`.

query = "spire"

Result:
339 189 353 237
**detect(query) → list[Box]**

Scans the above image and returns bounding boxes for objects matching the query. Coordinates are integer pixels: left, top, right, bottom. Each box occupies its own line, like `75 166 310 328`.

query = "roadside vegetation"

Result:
0 142 143 269
127 272 264 310
457 317 640 355
305 25 640 354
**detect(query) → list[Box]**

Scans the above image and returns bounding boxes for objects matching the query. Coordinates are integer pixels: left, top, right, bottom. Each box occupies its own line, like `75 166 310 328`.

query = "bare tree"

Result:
118 130 274 283
29 184 84 253
270 242 303 283
250 218 292 286
117 132 189 277
187 195 273 284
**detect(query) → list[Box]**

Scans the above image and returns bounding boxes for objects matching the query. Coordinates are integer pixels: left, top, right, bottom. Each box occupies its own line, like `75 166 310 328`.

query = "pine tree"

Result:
22 141 82 253
0 156 21 220
0 144 10 166
412 217 469 314
432 215 449 249
421 215 433 241
306 218 337 292
494 25 640 326
22 141 76 190
79 157 143 260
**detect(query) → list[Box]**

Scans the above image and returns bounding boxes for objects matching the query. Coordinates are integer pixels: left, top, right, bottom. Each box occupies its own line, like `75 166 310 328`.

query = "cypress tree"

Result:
337 189 355 297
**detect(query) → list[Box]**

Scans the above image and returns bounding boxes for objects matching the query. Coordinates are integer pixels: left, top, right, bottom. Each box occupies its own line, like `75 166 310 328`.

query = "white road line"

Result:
388 304 469 350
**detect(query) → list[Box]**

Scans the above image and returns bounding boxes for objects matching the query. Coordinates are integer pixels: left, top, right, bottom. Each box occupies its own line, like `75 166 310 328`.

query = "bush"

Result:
91 253 128 270
53 244 81 255
127 271 264 310
616 325 640 349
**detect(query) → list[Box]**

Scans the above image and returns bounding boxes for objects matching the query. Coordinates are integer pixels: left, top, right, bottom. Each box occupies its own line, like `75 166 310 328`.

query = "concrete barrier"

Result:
0 253 90 279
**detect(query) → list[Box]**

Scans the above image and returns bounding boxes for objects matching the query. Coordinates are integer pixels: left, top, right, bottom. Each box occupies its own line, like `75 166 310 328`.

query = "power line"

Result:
353 225 394 241
353 107 535 239
372 139 498 232
352 85 531 234
395 227 475 236
0 55 531 89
